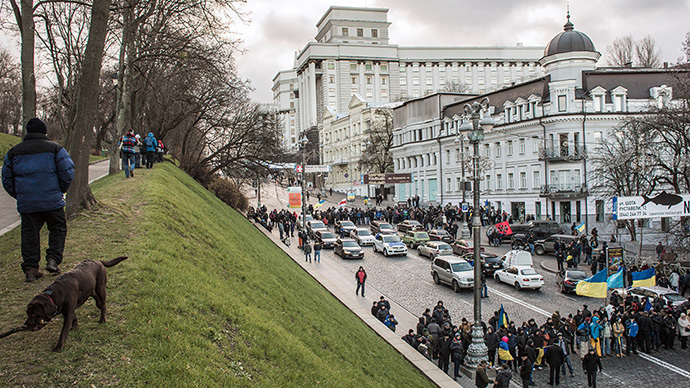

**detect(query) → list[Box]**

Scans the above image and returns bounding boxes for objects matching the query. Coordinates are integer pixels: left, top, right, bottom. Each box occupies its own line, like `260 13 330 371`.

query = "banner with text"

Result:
363 173 413 185
287 187 302 208
613 192 690 220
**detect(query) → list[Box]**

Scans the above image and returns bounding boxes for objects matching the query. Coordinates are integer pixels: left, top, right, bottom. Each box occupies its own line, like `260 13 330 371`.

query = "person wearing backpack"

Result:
143 132 157 169
576 317 590 359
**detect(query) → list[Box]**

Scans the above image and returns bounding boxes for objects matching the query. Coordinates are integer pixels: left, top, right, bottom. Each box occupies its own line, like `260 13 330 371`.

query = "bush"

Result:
207 176 248 212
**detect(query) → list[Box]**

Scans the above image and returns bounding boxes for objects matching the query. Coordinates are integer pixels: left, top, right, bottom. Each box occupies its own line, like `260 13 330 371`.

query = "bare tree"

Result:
440 79 470 93
359 108 393 196
635 35 661 68
606 35 634 67
0 48 23 135
682 32 690 63
8 0 37 126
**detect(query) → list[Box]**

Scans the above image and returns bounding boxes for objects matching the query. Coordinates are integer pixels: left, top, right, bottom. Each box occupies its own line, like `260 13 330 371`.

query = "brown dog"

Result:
23 256 128 351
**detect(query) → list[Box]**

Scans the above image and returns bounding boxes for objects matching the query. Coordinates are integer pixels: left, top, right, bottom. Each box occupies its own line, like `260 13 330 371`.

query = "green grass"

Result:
0 163 433 388
0 132 21 165
89 154 108 163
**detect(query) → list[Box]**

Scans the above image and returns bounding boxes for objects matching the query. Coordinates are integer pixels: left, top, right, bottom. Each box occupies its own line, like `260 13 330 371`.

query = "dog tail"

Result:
101 256 128 267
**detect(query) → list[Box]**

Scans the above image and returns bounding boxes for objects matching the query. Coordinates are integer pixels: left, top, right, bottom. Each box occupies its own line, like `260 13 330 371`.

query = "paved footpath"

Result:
0 160 110 236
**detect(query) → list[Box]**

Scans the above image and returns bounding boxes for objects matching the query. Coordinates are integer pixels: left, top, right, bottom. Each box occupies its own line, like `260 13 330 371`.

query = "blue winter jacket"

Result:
2 133 74 214
143 132 157 152
589 317 601 339
626 321 639 337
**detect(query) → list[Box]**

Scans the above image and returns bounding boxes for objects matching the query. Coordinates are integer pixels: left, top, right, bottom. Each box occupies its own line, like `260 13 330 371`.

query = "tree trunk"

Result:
19 0 36 128
65 0 112 216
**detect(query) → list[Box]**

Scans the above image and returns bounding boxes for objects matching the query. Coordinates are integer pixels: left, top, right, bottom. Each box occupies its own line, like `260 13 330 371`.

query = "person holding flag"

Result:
498 304 509 330
576 220 586 235
498 336 513 365
313 199 326 210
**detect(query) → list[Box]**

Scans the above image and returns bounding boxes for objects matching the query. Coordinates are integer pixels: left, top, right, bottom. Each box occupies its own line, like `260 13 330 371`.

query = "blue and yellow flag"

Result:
606 267 624 289
576 221 586 234
498 304 509 329
576 268 608 298
632 268 656 287
313 199 326 209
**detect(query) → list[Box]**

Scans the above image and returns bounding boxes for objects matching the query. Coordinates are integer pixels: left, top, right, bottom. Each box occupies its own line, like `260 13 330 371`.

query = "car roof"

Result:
407 220 421 224
631 286 679 295
565 270 587 276
427 241 448 245
434 255 468 264
355 227 370 231
338 238 357 242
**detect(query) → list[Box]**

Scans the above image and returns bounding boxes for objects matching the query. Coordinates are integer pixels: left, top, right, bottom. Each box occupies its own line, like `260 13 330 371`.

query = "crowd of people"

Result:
398 291 690 387
119 129 165 178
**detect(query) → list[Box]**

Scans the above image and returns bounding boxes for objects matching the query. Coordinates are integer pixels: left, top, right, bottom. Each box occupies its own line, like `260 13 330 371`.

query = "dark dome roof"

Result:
544 14 596 57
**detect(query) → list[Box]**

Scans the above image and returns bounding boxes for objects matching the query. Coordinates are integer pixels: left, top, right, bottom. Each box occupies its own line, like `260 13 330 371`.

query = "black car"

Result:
334 238 364 259
555 269 588 293
314 230 338 249
370 221 396 235
428 229 454 243
486 223 529 242
335 220 357 237
397 220 425 233
526 220 564 240
462 252 504 275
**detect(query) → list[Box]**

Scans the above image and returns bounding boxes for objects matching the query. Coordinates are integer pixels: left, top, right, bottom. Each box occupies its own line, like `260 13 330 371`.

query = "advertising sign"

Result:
613 192 690 220
304 165 331 173
363 173 413 185
287 187 302 208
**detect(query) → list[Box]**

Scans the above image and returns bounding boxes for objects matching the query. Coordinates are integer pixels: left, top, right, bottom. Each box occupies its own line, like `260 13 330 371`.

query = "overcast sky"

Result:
230 0 690 103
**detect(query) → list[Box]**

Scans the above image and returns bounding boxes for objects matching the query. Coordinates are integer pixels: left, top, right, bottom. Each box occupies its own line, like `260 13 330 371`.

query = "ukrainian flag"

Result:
313 199 326 209
606 267 624 289
632 268 656 287
575 268 608 298
498 304 509 329
576 221 586 234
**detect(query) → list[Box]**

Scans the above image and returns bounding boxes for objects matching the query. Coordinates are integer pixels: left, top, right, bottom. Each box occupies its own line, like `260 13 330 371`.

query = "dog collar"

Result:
42 291 58 317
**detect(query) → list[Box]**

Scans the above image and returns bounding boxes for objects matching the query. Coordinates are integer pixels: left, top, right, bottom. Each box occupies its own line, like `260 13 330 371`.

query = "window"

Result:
400 78 407 85
426 77 433 85
596 200 604 222
508 173 514 189
381 89 388 98
357 28 363 37
507 140 513 156
366 75 372 85
400 65 406 72
425 89 433 96
350 62 357 71
558 95 567 112
327 62 335 70
342 28 349 36
519 138 525 154
456 177 462 191
484 144 490 158
380 64 388 71
533 170 540 188
289 83 294 90
496 174 503 189
495 142 501 157
412 64 419 72
328 88 336 97
401 90 407 99
329 75 335 84
290 102 294 109
412 77 420 85
351 76 358 84
413 90 420 97
520 172 526 189
371 29 378 38
447 178 451 192
381 76 387 85
366 89 373 98
365 63 372 71
485 175 491 191
351 88 358 95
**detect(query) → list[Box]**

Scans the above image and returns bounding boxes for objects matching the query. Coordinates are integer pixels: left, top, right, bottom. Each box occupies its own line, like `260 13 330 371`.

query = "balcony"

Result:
538 145 587 162
331 158 349 166
539 184 588 199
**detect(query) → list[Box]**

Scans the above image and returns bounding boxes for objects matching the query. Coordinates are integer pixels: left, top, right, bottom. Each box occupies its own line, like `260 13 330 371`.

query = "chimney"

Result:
663 62 668 68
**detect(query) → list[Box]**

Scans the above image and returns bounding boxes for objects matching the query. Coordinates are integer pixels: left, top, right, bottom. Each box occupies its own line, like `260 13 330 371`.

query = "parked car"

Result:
402 231 430 248
494 266 544 290
306 220 328 238
418 241 453 259
398 220 425 233
451 239 485 256
462 252 504 275
486 223 530 241
373 233 408 257
334 238 364 259
314 230 338 249
370 221 396 235
534 234 580 256
555 269 588 293
335 220 357 237
625 286 688 308
500 250 534 268
428 229 454 243
296 214 314 229
431 256 474 292
350 228 375 246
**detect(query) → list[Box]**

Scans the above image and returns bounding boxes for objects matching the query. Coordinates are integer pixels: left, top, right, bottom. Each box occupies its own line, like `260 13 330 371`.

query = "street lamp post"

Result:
300 132 308 231
463 97 494 368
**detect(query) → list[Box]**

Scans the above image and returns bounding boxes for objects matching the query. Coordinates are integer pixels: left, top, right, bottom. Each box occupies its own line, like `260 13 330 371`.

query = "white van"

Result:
501 250 534 268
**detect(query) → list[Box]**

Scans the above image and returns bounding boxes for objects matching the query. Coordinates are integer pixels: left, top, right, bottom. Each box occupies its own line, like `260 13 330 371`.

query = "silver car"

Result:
350 228 375 246
418 241 453 259
431 256 474 292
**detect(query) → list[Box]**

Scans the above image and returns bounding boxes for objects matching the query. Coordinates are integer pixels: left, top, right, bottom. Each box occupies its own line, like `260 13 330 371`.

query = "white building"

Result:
392 14 686 237
272 6 545 151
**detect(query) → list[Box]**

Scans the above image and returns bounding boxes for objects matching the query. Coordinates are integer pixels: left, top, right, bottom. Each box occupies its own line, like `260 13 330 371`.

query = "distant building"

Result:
392 13 687 238
273 6 545 152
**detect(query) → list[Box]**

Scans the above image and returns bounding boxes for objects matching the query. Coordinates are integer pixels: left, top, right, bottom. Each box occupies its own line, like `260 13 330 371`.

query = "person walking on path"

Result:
582 348 602 388
678 313 690 349
355 266 366 297
656 242 664 262
143 132 157 169
120 129 137 178
494 363 512 388
313 241 322 263
303 240 312 263
1 118 74 282
475 360 494 388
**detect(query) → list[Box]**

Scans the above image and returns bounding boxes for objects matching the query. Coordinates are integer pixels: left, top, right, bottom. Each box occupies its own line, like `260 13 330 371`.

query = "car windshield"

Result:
380 224 394 230
311 222 326 229
664 293 686 302
416 233 429 239
321 232 336 239
567 271 587 280
435 230 449 235
382 235 401 243
409 221 421 225
438 244 451 250
451 262 473 272
341 221 355 227
357 230 372 236
342 241 359 248
521 268 538 276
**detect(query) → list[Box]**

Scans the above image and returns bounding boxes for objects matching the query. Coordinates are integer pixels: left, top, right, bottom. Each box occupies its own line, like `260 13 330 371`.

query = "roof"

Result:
543 13 597 57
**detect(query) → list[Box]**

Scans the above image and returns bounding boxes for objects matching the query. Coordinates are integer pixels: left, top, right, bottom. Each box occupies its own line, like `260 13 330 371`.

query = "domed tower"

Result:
539 11 601 85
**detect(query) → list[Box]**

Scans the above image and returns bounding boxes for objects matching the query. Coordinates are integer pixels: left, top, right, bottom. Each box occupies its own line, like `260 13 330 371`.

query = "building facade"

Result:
391 15 686 238
272 6 545 151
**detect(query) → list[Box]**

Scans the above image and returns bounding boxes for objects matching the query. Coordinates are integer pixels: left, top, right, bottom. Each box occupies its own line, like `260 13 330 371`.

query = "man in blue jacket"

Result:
143 132 157 169
2 118 74 281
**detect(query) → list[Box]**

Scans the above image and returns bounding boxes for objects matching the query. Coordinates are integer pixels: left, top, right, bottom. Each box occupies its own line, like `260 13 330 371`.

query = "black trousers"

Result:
146 151 155 168
587 371 597 388
549 365 560 385
20 208 66 271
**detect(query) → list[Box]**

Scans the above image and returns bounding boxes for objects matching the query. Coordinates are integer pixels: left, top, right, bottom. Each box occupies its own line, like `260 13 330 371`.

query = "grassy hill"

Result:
0 163 433 387
0 132 21 165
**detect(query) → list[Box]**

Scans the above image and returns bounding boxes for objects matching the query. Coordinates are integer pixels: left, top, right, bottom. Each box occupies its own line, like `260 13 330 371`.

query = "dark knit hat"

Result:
26 118 47 134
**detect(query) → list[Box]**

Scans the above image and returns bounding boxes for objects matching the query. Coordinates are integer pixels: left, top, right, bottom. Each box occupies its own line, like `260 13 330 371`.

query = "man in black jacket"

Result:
519 354 533 388
544 343 564 385
638 311 653 353
582 348 602 388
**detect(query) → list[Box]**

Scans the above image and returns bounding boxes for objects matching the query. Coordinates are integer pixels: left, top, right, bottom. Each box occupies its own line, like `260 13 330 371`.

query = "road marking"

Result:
638 352 690 379
487 286 551 317
600 371 627 385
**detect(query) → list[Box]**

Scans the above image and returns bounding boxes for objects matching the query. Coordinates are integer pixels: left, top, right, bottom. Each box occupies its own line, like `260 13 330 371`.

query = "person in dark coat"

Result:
2 118 74 282
437 332 452 373
638 311 653 353
494 363 513 388
484 326 501 366
544 343 565 385
450 333 464 380
417 316 427 336
519 354 533 388
475 360 494 388
582 348 602 388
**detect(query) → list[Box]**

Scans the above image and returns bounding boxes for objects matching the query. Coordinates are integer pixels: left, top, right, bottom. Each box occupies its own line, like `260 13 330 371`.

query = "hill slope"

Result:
0 163 433 387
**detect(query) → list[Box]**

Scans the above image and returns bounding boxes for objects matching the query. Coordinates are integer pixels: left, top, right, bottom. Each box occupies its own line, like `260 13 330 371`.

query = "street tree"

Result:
635 35 661 68
359 108 393 196
606 35 662 68
440 79 470 93
0 48 22 135
606 35 634 67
